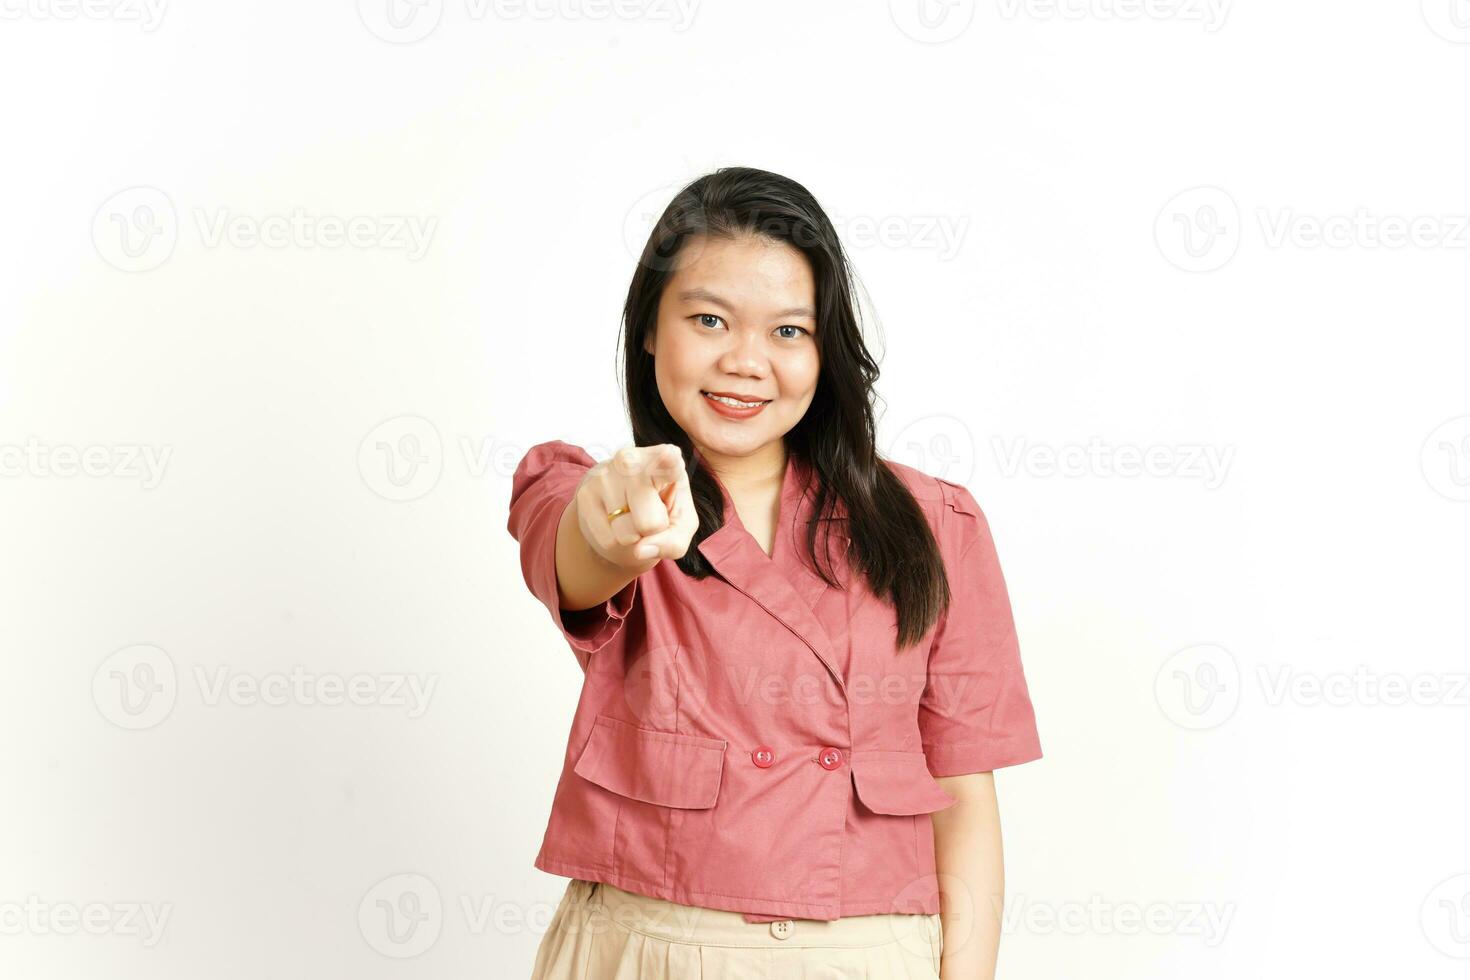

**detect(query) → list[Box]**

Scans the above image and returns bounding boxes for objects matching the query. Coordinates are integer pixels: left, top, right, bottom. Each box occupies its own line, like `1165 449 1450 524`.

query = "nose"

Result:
715 328 770 380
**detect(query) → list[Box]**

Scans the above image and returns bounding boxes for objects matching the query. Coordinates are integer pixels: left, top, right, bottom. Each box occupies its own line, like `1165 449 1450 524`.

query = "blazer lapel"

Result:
695 449 845 694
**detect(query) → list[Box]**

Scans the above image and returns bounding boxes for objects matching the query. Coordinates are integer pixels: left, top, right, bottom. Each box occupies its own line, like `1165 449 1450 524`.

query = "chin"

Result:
713 428 782 455
686 420 766 455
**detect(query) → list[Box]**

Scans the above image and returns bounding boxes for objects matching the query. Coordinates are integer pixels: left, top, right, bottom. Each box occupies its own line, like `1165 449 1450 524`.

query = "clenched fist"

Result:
574 443 698 571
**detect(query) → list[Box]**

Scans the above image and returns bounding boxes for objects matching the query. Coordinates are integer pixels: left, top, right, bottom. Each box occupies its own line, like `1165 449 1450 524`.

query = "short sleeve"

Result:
506 440 639 672
918 479 1042 777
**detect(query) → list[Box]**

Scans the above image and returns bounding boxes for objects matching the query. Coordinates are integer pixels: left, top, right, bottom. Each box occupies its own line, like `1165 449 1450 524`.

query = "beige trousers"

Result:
529 878 943 980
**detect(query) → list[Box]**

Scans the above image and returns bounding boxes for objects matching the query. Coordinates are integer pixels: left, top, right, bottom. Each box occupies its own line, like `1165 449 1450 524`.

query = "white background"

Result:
2 1 1469 977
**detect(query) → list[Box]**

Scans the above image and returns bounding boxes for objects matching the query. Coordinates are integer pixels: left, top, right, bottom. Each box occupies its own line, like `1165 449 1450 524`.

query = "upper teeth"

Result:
705 393 764 408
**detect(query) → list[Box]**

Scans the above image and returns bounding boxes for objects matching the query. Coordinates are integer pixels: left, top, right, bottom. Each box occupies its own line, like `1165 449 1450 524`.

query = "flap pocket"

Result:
850 749 959 815
573 713 727 809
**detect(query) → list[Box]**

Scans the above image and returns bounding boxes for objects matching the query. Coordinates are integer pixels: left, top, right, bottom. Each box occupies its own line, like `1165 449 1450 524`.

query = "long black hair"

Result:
619 166 950 650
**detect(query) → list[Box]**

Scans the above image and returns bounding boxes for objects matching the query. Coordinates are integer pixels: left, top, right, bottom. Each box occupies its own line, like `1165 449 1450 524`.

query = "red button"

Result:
817 746 842 770
752 745 775 768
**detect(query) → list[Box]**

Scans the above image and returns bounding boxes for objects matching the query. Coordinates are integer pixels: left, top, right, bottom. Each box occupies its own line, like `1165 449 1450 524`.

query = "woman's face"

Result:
644 233 820 469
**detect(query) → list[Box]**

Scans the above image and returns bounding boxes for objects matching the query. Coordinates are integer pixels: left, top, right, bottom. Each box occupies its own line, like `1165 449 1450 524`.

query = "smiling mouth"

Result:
701 391 771 409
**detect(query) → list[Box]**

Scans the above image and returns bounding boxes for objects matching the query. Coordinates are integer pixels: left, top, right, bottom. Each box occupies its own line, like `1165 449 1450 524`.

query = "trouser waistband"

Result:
568 878 939 951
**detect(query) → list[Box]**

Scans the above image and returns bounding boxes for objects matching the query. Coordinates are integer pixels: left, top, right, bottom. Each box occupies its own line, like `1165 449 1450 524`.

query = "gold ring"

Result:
606 506 631 521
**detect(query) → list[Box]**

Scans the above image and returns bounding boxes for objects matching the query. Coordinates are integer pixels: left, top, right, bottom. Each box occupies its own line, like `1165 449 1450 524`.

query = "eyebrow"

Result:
676 287 816 320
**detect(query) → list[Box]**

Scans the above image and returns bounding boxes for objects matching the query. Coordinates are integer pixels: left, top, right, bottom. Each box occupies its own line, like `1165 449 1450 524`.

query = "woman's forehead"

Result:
667 241 816 317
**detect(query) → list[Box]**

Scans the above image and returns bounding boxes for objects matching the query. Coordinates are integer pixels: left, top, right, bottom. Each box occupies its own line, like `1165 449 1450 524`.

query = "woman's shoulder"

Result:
881 456 988 550
882 457 982 514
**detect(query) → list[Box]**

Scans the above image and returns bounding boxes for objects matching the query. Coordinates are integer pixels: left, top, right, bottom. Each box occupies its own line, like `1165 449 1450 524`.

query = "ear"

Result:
642 328 656 357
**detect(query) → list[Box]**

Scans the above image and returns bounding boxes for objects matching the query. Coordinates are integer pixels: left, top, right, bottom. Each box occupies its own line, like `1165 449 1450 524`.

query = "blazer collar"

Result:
694 446 845 692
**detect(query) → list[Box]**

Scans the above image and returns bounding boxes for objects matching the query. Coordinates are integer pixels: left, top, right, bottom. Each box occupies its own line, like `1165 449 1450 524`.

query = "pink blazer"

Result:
506 440 1042 922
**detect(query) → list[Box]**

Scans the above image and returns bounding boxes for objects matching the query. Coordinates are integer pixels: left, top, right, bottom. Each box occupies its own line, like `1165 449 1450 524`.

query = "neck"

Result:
696 440 788 493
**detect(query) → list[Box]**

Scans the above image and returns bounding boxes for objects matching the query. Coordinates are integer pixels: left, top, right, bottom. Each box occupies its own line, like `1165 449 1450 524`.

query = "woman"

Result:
508 167 1042 979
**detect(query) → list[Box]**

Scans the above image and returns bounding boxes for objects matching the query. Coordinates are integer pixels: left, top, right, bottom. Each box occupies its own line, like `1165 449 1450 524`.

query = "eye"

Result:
775 325 810 339
694 314 725 330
